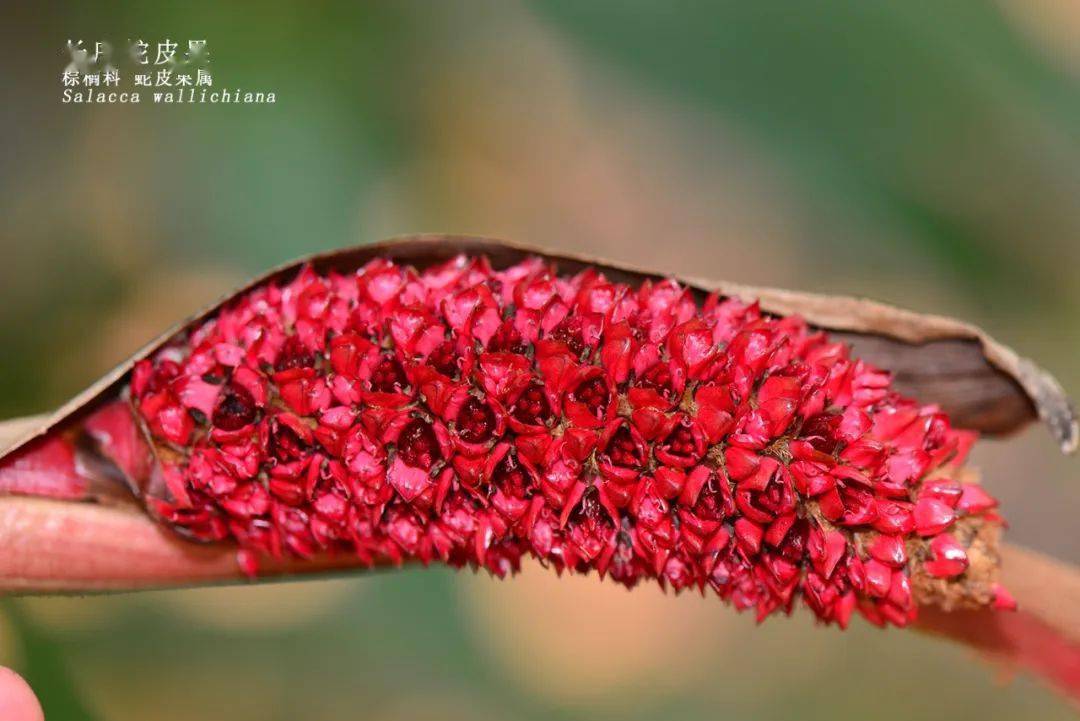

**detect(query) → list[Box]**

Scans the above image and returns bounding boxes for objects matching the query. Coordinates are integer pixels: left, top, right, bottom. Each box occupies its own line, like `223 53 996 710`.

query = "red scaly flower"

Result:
121 254 1008 627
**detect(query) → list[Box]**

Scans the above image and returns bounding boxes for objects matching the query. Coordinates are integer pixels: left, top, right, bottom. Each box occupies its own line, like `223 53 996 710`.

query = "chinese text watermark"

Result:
61 39 277 104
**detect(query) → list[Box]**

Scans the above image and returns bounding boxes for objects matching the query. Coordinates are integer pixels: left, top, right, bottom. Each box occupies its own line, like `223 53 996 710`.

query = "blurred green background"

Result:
2 1 1079 719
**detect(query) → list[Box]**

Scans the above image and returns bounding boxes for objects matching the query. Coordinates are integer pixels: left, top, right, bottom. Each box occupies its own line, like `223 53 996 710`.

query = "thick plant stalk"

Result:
0 496 359 592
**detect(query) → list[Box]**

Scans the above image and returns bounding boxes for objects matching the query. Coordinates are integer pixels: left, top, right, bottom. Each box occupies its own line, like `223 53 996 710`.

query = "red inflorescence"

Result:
131 255 1004 627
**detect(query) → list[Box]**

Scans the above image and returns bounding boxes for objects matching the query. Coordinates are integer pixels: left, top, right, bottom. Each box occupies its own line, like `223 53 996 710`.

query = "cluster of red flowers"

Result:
132 254 1005 627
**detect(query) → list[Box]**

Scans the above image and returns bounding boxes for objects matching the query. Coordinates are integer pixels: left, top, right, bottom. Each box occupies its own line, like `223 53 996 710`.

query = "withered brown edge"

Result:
1 234 1075 460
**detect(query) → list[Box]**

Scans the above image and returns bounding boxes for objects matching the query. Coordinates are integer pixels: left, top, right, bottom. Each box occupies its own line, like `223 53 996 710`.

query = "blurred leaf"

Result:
529 0 1080 307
